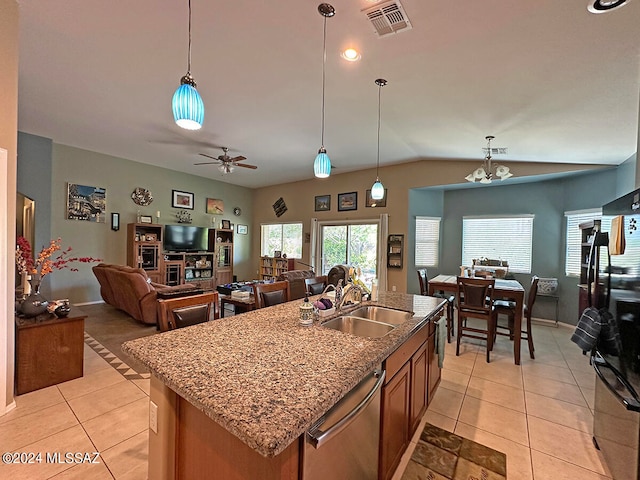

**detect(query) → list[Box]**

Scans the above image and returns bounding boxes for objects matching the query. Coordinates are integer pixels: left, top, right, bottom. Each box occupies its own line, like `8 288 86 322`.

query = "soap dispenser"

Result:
299 293 314 327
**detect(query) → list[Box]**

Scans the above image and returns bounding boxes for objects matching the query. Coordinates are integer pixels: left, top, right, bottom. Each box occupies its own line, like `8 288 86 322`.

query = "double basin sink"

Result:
321 306 413 339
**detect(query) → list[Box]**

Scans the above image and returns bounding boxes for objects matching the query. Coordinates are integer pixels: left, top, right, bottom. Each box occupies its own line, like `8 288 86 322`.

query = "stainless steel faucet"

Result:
336 283 367 311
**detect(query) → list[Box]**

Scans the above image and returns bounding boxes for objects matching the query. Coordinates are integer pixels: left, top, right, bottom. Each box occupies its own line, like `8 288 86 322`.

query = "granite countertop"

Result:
122 291 446 457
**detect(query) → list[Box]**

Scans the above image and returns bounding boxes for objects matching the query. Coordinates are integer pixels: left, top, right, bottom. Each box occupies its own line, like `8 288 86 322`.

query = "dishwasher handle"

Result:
307 369 385 449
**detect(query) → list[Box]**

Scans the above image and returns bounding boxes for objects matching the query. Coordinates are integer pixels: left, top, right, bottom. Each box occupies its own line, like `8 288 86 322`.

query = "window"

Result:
260 223 303 258
320 223 378 285
565 209 601 276
415 216 440 267
462 215 534 274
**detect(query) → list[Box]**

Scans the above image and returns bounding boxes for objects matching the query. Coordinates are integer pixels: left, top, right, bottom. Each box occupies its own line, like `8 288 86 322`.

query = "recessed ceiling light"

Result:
587 0 629 13
341 48 361 62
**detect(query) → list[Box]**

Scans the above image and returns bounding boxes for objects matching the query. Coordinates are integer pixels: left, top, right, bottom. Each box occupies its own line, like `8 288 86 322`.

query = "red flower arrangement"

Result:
15 236 102 278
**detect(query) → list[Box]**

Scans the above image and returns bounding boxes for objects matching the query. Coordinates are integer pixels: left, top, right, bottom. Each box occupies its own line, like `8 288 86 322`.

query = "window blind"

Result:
462 215 534 274
565 209 601 276
415 216 440 267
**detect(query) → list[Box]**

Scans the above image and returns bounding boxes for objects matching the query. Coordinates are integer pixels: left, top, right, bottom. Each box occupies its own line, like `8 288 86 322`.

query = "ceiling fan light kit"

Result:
465 135 513 184
172 0 204 130
194 146 257 174
313 3 335 179
371 78 388 201
587 0 629 14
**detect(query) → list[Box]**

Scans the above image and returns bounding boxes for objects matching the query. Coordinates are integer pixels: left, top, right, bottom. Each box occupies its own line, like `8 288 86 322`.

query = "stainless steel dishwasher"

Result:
302 366 385 480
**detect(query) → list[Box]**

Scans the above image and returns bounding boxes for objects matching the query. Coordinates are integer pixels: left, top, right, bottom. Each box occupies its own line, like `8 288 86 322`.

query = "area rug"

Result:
402 423 507 480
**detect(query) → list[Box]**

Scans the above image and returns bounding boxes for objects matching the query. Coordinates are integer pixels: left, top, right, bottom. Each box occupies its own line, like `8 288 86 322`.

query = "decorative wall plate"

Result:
233 207 242 216
131 187 153 206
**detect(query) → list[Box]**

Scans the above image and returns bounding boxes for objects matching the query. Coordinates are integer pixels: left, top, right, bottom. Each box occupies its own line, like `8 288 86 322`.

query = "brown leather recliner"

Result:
93 263 198 325
276 269 315 300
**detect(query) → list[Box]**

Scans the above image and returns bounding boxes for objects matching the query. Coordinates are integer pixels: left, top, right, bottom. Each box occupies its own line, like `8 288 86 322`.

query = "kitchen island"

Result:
122 291 446 479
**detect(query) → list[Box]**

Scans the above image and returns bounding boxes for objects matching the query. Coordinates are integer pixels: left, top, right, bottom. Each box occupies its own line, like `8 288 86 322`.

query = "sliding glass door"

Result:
320 222 378 285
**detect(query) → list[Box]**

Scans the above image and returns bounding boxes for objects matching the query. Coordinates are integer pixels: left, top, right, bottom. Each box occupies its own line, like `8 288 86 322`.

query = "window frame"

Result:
415 216 441 268
462 215 534 274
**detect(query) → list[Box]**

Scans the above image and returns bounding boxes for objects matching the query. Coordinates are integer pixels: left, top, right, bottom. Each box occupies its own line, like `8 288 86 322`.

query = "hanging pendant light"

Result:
172 0 204 130
371 78 387 201
314 4 335 178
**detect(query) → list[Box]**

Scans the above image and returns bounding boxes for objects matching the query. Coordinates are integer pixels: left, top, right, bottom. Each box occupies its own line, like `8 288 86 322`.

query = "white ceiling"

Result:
16 0 640 189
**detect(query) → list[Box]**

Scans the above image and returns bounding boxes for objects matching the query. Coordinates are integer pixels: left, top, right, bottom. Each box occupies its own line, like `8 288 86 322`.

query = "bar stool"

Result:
494 276 538 359
456 276 497 363
417 268 454 342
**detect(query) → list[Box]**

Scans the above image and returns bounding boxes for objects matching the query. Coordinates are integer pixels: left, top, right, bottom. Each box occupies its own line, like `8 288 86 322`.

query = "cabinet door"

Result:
379 362 410 480
410 341 428 434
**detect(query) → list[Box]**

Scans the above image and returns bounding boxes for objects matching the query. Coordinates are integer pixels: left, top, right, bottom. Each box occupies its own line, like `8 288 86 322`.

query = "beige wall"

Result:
1 0 18 414
252 159 606 293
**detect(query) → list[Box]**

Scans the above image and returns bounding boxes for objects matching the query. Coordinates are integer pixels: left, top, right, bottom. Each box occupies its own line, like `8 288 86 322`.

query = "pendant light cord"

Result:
376 82 382 178
187 0 192 75
320 14 327 148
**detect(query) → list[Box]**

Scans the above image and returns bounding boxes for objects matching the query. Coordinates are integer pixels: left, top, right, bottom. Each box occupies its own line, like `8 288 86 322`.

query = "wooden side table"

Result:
15 310 86 395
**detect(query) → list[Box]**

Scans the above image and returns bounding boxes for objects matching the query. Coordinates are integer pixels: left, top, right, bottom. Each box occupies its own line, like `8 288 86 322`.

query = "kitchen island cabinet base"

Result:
149 376 299 480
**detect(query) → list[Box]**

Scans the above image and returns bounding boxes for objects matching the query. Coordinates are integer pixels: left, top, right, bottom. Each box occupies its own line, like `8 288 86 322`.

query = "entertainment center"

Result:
126 223 233 291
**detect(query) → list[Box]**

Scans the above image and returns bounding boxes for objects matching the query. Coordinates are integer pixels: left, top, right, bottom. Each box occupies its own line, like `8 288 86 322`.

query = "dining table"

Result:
428 274 526 365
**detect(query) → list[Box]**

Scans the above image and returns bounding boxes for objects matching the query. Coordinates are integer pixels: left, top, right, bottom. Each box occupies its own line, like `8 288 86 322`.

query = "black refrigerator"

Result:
592 187 640 480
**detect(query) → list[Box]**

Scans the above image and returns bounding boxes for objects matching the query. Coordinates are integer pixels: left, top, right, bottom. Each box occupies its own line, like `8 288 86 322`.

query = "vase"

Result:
20 275 49 318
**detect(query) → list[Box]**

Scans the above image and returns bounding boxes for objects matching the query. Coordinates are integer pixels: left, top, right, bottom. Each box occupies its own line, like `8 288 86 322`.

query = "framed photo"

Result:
67 183 106 222
140 215 153 224
338 192 358 212
274 250 282 258
221 219 231 230
111 212 120 231
315 195 331 212
237 224 248 235
172 190 194 210
366 189 387 207
206 198 224 214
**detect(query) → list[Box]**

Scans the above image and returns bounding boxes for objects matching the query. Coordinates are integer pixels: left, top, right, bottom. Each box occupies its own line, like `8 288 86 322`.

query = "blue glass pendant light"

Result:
172 0 204 130
314 4 335 178
371 78 387 201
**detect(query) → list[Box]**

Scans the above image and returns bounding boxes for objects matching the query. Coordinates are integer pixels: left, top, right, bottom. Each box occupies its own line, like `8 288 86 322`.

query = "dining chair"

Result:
253 281 290 309
494 275 539 359
417 268 455 343
456 276 497 363
305 275 328 295
157 292 217 332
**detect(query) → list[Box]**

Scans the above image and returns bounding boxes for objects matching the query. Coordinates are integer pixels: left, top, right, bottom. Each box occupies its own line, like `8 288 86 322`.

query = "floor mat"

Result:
402 423 507 480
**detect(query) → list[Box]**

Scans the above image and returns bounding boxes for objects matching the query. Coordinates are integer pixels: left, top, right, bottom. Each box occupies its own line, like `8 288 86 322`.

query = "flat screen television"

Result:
164 225 209 252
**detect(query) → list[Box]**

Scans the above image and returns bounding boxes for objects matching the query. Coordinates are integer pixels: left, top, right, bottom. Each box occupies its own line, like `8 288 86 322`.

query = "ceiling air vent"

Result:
363 1 412 37
483 147 509 155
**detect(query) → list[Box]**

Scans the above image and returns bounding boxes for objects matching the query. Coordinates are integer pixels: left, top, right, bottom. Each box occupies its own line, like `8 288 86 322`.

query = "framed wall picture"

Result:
315 195 331 212
221 219 231 229
366 189 387 207
237 224 248 235
338 192 358 212
206 198 224 214
172 190 194 210
66 183 106 222
140 215 153 224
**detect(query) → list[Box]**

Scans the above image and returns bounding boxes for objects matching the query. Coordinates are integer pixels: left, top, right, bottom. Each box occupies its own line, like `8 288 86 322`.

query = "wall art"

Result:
172 190 194 209
338 192 357 212
66 183 106 222
206 198 224 214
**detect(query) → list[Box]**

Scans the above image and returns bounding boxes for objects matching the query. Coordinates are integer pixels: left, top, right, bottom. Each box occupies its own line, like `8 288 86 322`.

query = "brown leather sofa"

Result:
93 263 198 325
276 269 315 300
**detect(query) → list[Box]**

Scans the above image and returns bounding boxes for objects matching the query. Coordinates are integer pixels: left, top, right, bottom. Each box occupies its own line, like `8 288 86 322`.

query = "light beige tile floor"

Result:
392 320 615 480
0 343 150 479
0 320 615 479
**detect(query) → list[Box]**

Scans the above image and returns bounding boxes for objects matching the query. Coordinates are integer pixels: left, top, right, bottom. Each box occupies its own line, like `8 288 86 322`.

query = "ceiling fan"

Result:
194 147 257 174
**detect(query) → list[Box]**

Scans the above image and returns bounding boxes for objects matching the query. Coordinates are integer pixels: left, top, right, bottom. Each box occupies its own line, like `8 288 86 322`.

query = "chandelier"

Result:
465 135 513 184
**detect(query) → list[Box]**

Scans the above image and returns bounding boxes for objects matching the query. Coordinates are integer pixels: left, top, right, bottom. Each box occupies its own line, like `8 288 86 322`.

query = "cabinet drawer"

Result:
384 322 428 382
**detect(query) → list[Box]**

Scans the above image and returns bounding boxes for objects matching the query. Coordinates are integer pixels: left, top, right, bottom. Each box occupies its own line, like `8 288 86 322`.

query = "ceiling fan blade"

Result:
198 153 220 160
194 161 222 165
234 163 258 169
228 155 247 162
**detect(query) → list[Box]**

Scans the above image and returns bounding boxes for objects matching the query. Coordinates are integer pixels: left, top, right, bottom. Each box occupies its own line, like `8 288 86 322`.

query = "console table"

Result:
15 310 86 395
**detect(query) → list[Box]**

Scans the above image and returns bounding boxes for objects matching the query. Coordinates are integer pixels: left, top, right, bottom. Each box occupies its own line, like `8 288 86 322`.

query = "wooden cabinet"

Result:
127 223 163 283
259 256 294 281
15 311 86 394
164 252 215 291
212 229 233 286
379 316 437 480
387 234 404 269
379 362 410 480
